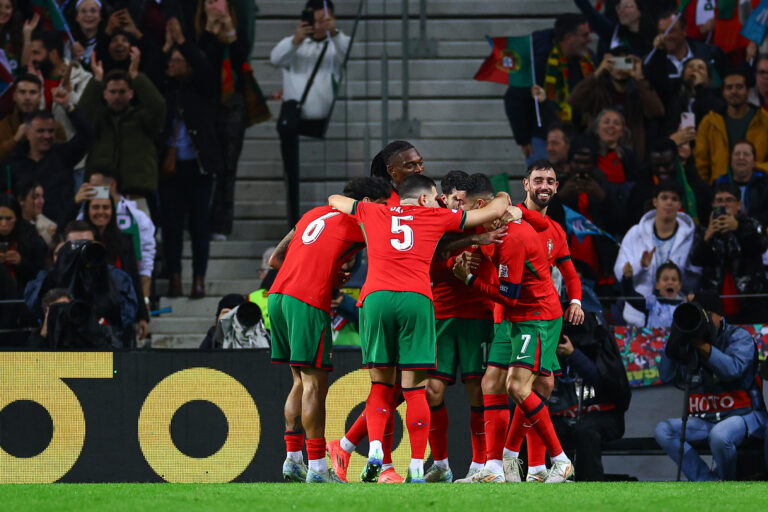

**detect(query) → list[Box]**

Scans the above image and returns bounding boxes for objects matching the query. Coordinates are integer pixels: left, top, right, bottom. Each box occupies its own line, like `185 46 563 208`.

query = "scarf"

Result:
676 158 700 225
544 43 594 122
678 0 737 19
220 46 235 105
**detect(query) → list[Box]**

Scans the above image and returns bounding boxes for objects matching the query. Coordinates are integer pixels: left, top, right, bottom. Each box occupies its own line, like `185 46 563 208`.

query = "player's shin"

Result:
482 393 509 474
403 386 431 477
428 402 450 467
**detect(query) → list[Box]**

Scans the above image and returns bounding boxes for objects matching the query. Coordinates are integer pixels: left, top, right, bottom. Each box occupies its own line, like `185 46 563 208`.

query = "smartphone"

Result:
681 112 695 130
713 206 726 218
301 8 315 25
92 186 110 199
612 56 634 71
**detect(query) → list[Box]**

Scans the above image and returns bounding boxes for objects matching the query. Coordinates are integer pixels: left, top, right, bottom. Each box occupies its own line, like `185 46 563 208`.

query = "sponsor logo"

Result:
499 264 508 278
547 238 553 258
516 354 530 360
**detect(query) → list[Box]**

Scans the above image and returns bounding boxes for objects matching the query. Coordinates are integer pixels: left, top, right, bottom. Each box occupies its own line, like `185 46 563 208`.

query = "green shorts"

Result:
359 291 436 369
428 318 493 383
268 292 333 370
494 318 563 376
487 323 512 369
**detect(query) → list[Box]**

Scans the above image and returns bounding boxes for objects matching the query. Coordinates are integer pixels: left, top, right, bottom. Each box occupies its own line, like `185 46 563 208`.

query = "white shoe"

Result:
211 233 227 241
502 456 523 482
454 468 504 483
526 469 549 482
544 459 574 483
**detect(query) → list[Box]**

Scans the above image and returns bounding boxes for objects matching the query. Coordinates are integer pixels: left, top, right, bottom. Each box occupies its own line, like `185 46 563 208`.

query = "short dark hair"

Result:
370 140 416 179
440 170 469 195
63 220 96 238
464 173 495 201
24 109 54 125
553 13 587 42
732 139 756 158
342 177 392 201
722 69 748 86
713 182 740 200
654 180 683 200
655 262 681 282
15 73 42 89
397 173 436 200
526 159 556 178
568 135 598 162
657 8 686 28
547 121 575 144
14 178 42 202
305 0 334 12
648 137 678 156
104 69 133 88
31 30 64 56
42 288 72 312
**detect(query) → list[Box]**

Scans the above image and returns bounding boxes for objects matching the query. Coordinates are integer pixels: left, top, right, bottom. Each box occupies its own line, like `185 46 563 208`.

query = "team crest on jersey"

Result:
451 209 458 214
547 238 553 258
498 264 508 278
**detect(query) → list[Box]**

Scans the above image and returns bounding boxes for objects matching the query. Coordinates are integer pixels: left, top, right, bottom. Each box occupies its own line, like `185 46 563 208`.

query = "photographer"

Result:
548 312 631 481
654 294 767 481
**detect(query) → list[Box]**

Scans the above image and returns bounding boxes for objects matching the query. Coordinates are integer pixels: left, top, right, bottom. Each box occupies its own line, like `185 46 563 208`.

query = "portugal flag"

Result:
473 35 534 87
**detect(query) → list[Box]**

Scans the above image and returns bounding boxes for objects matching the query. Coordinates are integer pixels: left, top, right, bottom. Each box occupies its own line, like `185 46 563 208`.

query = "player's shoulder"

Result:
546 216 567 237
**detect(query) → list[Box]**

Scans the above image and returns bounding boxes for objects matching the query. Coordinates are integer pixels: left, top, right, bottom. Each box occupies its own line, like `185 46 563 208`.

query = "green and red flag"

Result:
474 35 534 87
31 0 74 42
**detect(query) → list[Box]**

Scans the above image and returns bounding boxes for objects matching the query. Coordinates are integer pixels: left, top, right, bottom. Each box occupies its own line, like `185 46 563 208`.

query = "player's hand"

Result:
452 256 472 282
622 261 633 278
502 205 522 223
556 335 575 357
495 191 511 205
475 225 507 245
458 251 482 271
640 247 656 268
564 304 584 325
333 271 351 288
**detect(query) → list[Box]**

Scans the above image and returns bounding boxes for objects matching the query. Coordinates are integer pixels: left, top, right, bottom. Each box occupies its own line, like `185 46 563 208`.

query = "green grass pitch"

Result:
1 482 766 512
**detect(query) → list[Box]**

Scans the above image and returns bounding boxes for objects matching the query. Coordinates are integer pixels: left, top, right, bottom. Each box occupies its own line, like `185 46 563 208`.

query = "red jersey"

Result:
472 219 562 322
351 201 466 303
270 206 365 313
430 227 493 320
385 188 399 207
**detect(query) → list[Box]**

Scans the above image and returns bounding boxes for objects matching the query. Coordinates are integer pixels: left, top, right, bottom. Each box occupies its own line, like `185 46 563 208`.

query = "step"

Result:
175 258 261 280
159 297 227 318
155 278 262 297
252 40 495 61
150 334 208 349
151 316 212 335
182 240 280 258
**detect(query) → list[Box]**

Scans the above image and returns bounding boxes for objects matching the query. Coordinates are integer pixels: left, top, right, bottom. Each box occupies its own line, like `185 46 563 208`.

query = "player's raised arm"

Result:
329 194 356 214
463 192 512 229
270 229 295 269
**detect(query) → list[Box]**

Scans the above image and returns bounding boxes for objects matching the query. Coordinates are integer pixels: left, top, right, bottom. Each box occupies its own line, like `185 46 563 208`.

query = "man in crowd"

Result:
79 55 166 216
695 71 768 183
654 294 767 481
271 0 350 227
546 123 574 177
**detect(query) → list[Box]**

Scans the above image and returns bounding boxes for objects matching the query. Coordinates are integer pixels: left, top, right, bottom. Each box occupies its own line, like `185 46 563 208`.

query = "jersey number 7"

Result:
390 216 414 251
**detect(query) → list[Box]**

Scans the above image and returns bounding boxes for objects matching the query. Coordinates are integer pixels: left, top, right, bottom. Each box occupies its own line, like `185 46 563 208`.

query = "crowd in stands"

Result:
0 0 259 347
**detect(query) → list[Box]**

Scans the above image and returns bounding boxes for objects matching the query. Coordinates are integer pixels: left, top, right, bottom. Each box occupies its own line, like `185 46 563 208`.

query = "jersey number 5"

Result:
390 216 414 251
302 212 341 244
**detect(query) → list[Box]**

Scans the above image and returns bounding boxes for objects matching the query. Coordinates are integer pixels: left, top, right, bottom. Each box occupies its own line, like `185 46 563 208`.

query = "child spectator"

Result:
621 261 687 328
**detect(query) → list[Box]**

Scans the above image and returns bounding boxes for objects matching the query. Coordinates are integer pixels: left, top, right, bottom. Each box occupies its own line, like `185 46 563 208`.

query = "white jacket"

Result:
270 32 350 120
50 59 93 139
613 209 701 325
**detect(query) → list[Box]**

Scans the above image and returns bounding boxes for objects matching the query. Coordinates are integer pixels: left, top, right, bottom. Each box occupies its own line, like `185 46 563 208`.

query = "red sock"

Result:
284 430 304 453
346 411 368 446
526 428 547 467
403 386 430 459
306 437 326 461
428 402 449 461
519 392 563 457
504 406 528 452
383 384 402 464
483 394 509 461
469 406 486 464
365 382 395 443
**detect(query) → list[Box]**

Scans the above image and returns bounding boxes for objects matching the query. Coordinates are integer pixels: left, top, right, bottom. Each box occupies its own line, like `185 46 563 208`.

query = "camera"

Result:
665 302 716 364
69 240 107 268
301 8 315 25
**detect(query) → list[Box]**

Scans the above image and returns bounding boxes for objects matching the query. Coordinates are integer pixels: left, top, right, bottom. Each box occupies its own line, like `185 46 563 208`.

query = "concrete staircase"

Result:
150 0 576 348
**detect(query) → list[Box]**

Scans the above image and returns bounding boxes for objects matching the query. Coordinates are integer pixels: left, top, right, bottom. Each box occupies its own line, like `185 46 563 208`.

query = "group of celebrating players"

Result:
267 140 585 484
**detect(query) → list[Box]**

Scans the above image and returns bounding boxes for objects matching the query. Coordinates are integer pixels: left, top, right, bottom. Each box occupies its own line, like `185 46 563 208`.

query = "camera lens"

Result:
235 302 262 329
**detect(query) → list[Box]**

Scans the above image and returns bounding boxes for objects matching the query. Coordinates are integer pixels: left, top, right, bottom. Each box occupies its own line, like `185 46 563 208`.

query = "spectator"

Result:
714 140 768 225
504 13 593 164
614 181 700 326
4 96 92 226
0 262 30 346
83 196 149 339
690 182 768 324
664 57 725 136
199 293 246 349
271 0 350 227
0 73 68 164
654 296 767 481
590 109 640 192
620 261 687 328
76 172 156 305
96 8 164 82
748 54 768 110
25 287 72 348
680 0 759 63
549 311 630 481
0 193 46 294
14 179 56 246
695 71 768 183
0 0 25 77
64 0 102 67
569 48 664 160
546 122 575 176
158 18 222 299
628 138 712 226
79 62 166 216
573 0 653 58
24 220 139 345
249 245 275 332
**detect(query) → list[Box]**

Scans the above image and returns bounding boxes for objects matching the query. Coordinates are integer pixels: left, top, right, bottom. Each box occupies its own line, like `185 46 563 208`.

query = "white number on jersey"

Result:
301 212 341 244
390 215 414 251
520 334 532 354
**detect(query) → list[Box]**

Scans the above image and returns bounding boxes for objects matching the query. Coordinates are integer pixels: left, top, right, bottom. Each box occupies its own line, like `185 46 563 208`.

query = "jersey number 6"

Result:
302 212 341 244
390 216 414 251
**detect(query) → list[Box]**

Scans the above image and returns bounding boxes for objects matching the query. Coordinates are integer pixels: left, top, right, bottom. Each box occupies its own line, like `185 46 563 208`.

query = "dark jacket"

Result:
196 31 250 104
4 107 92 226
573 0 652 58
110 231 149 324
79 73 166 196
714 171 768 227
158 41 224 177
0 220 47 294
663 83 726 135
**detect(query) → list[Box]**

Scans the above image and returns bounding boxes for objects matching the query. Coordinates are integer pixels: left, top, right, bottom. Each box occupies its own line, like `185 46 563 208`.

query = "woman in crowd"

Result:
83 196 149 338
158 17 222 299
195 0 249 241
573 0 653 58
0 194 47 294
591 108 639 188
65 0 103 67
665 57 724 137
0 0 23 75
14 180 56 247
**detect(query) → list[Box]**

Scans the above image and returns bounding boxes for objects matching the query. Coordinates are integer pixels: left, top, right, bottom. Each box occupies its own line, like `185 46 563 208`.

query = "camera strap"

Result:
299 40 329 109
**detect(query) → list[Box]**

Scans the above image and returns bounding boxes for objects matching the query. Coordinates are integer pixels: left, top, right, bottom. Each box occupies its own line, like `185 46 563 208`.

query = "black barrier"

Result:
0 350 474 483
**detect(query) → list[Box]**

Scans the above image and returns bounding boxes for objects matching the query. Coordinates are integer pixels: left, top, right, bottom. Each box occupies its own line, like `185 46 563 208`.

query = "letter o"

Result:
137 368 260 482
720 396 734 409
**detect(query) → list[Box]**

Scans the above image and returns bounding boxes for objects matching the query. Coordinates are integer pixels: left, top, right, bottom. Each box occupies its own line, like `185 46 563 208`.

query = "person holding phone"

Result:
270 0 350 227
713 140 768 226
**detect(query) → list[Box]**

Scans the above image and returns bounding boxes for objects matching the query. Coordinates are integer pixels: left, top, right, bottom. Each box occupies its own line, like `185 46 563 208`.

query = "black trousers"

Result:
159 160 213 278
278 116 326 227
211 93 246 235
552 411 624 481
